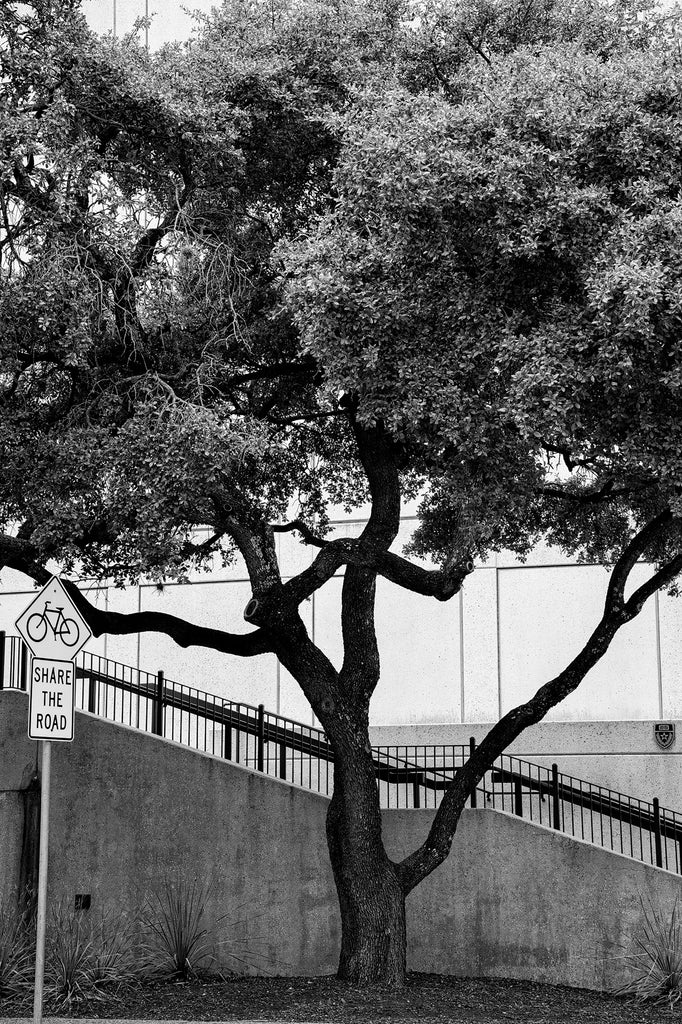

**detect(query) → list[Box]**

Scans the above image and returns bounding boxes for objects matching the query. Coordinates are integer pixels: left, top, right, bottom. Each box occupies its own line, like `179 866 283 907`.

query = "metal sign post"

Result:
15 577 92 1024
33 740 51 1024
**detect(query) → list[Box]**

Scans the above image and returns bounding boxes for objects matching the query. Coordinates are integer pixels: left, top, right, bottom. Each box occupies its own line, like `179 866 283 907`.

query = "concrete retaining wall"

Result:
1 690 680 989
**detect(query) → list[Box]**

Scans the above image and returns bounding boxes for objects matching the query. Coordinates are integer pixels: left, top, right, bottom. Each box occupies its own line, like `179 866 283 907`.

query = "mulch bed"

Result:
1 974 676 1023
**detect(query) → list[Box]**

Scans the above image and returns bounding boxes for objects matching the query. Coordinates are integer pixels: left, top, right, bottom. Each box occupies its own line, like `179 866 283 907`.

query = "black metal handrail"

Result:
1 632 679 873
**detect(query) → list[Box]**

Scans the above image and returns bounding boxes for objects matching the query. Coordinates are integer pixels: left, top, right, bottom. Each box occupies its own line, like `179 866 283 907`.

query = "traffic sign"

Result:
15 576 91 660
15 577 89 1024
28 658 75 741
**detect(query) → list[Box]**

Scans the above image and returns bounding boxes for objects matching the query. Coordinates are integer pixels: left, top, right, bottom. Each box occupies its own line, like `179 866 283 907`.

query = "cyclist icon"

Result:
26 601 80 648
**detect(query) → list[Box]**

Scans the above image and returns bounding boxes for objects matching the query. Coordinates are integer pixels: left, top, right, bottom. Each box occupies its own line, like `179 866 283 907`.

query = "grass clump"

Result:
616 897 682 1008
0 897 33 998
141 877 215 980
45 902 141 1007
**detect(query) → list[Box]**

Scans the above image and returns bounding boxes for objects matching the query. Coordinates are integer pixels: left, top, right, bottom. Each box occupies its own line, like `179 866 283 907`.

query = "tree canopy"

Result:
3 0 682 985
4 0 682 593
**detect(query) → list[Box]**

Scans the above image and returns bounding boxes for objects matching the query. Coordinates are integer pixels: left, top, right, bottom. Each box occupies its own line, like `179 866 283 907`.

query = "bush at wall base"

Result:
615 898 682 1009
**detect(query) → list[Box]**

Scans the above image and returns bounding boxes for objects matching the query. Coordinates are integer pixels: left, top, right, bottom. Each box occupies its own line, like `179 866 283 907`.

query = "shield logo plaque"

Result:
654 723 676 750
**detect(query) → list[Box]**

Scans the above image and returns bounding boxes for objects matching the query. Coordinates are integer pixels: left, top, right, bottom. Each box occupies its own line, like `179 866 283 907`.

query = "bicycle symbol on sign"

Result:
26 601 80 648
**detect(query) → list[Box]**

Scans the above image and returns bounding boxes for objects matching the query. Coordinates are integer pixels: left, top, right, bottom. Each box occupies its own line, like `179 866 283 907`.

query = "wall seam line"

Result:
655 589 663 719
496 567 502 721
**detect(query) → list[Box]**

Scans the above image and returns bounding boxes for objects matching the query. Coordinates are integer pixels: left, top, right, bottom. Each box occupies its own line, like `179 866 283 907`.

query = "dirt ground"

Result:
1 973 677 1023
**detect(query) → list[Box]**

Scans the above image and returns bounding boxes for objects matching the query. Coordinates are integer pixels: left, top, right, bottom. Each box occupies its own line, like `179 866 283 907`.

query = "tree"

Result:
2 0 682 986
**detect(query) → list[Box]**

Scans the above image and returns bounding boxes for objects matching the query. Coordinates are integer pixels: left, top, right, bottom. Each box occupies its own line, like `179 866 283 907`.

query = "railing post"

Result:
412 772 423 809
257 704 265 772
223 716 232 760
653 798 663 868
88 675 97 714
469 737 477 808
514 777 523 817
0 630 5 689
279 740 287 780
552 763 561 830
20 642 28 691
154 670 164 737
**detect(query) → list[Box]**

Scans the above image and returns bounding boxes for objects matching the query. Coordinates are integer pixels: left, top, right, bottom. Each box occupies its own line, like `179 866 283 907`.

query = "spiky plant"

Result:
616 897 682 1008
141 877 215 979
45 902 94 1006
0 898 33 999
88 908 142 990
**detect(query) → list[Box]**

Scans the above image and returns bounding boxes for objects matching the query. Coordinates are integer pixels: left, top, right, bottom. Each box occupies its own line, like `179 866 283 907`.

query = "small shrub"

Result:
88 908 142 990
46 903 94 1006
141 877 215 979
616 897 682 1008
0 898 33 998
45 902 141 1007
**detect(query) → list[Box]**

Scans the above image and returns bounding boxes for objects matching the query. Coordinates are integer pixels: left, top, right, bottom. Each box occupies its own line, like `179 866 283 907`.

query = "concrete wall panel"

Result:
658 589 682 719
84 0 217 49
461 569 499 722
498 564 659 721
101 584 140 667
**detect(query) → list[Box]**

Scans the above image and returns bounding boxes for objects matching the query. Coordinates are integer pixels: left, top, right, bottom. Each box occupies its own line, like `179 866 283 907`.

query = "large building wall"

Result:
1 691 680 991
0 521 680 730
83 0 216 48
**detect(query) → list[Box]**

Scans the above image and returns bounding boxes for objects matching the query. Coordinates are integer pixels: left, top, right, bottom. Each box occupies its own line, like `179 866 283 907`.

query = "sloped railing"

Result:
1 632 680 874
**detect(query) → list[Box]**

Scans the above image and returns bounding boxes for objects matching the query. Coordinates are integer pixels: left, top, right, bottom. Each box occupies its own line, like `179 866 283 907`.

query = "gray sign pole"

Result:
32 739 51 1024
15 576 92 1024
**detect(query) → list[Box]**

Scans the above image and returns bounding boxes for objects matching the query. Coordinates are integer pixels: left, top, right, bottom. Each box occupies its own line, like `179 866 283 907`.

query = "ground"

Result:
1 975 676 1022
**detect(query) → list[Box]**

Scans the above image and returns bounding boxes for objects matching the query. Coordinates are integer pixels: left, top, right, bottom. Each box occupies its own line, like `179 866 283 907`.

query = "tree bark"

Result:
325 736 407 986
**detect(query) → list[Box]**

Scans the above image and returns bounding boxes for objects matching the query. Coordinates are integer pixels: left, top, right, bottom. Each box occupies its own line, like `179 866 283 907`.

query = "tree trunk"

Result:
326 760 407 986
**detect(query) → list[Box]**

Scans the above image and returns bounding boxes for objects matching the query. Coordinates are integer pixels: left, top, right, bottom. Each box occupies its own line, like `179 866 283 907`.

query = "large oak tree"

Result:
2 0 682 985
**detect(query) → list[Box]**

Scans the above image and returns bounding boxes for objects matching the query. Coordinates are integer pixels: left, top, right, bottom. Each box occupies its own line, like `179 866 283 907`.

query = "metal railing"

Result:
1 633 680 874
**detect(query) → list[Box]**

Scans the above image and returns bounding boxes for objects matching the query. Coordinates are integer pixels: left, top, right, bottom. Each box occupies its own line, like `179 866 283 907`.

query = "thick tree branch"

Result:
397 517 682 894
0 533 273 657
624 550 682 614
223 518 281 599
223 359 317 389
605 508 673 610
352 420 401 550
61 581 274 656
271 520 327 547
374 549 474 600
269 609 344 725
538 481 651 504
131 165 193 274
339 563 379 701
282 537 475 605
0 536 51 586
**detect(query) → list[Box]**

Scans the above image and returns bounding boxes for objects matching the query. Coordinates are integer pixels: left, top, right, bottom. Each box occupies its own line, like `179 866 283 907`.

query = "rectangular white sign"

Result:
28 658 75 742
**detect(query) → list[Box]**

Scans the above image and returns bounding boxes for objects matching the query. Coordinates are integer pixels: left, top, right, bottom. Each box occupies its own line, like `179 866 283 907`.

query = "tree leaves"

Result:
2 0 682 588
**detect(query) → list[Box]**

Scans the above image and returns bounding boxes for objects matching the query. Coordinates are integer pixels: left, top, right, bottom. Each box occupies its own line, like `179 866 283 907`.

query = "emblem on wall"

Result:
654 723 676 750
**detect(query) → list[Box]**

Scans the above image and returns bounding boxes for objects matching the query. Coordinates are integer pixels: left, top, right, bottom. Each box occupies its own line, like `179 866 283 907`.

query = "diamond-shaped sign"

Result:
16 576 92 660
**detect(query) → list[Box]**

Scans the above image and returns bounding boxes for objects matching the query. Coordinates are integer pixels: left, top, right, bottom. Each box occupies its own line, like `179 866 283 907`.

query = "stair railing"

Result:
1 633 679 873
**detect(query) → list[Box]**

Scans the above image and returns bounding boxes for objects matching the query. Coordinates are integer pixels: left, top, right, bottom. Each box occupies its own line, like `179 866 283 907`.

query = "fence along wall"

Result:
3 635 680 875
1 690 681 990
